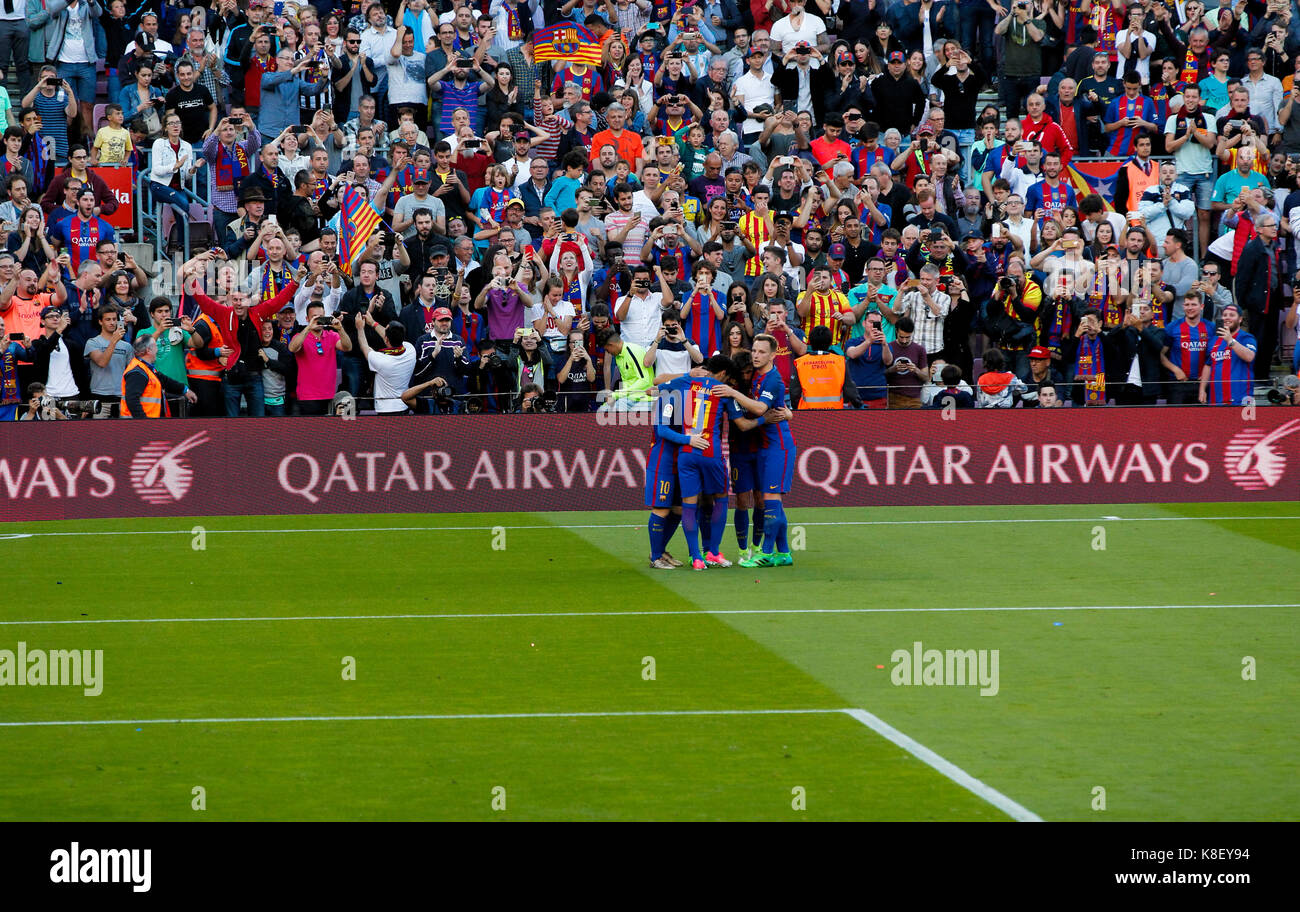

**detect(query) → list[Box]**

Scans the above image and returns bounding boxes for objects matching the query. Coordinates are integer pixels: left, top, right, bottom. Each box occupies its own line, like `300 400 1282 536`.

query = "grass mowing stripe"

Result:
2 603 1295 626
844 709 1043 823
4 515 1300 539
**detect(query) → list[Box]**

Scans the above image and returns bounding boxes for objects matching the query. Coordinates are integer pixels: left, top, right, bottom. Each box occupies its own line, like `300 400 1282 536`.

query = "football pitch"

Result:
0 501 1296 822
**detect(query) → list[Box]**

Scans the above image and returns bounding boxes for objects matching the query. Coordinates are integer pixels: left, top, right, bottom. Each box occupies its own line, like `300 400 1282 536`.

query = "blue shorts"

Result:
644 442 680 509
1177 171 1215 211
730 451 760 494
759 444 796 495
678 450 729 499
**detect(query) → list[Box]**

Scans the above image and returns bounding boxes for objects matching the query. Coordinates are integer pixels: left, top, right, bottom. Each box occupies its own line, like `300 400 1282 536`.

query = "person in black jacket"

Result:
1233 215 1282 384
237 140 295 217
1112 303 1168 405
824 47 876 120
280 172 324 246
770 43 833 125
868 51 926 138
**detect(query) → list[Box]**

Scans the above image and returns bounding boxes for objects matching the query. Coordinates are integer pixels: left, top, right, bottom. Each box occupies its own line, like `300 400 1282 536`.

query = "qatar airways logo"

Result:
129 432 209 504
1223 420 1300 491
797 441 1214 495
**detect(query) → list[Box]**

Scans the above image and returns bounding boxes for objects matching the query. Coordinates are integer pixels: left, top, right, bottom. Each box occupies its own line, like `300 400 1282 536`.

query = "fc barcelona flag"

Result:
532 22 603 66
328 184 383 275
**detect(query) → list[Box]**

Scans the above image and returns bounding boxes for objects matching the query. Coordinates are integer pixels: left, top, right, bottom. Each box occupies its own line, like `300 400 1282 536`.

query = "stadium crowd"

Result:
3 0 1300 419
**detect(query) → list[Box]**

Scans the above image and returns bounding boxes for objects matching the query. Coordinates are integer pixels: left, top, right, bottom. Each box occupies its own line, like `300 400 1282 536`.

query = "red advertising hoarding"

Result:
90 165 135 233
1 410 1299 522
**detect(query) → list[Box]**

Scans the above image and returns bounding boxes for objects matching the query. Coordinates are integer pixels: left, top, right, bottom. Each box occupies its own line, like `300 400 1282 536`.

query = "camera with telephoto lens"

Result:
1266 375 1300 404
63 399 102 417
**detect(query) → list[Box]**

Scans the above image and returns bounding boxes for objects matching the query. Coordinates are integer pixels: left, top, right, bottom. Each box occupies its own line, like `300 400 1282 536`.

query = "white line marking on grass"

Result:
0 707 849 728
1 603 1293 627
843 708 1043 822
0 705 1041 820
2 515 1298 538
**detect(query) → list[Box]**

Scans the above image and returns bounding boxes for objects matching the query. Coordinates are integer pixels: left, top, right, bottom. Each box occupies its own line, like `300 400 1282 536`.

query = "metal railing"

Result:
132 155 211 263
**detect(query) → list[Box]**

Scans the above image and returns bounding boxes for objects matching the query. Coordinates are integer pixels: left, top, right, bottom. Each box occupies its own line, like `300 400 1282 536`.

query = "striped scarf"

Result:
215 140 250 193
1 344 19 405
261 263 292 304
24 130 48 194
1048 295 1073 358
1075 334 1105 405
504 3 523 40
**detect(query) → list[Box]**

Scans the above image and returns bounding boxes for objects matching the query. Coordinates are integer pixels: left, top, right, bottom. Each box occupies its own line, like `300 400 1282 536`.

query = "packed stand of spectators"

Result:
3 0 1300 420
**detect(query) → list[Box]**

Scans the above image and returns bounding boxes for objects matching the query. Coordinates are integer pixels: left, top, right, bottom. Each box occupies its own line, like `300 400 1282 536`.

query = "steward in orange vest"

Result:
790 325 862 409
1112 135 1159 215
121 337 190 417
185 311 227 416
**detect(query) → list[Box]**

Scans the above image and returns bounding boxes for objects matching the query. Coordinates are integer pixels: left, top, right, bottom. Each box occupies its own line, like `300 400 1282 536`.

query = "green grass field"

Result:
0 502 1296 821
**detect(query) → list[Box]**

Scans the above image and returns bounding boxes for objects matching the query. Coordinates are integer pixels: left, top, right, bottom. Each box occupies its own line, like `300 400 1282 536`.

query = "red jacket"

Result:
193 281 299 366
1021 115 1075 166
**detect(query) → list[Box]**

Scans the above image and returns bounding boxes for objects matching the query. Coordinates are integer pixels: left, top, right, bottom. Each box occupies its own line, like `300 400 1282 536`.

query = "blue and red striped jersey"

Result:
682 377 728 458
1206 331 1257 405
1166 318 1213 380
751 366 794 451
1105 95 1156 157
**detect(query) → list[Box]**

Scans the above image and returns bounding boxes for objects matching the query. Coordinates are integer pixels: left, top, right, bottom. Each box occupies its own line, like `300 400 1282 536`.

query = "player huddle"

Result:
644 335 797 571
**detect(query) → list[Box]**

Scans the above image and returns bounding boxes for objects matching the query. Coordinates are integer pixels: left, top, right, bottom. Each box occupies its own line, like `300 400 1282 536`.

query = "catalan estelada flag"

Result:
328 184 382 275
532 22 603 66
1066 162 1117 212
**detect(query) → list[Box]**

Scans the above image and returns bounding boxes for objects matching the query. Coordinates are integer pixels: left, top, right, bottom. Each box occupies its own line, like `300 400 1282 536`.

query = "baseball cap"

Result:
412 168 431 183
1029 346 1051 360
828 242 846 258
506 198 525 208
433 307 453 320
279 303 295 312
429 244 451 257
795 41 812 53
747 46 765 58
888 51 905 64
917 123 935 135
39 305 62 319
963 230 984 242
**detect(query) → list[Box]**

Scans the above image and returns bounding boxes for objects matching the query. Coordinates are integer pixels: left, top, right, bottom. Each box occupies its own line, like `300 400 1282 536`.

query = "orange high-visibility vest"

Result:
1122 159 1159 213
185 313 225 382
121 358 169 418
794 352 846 409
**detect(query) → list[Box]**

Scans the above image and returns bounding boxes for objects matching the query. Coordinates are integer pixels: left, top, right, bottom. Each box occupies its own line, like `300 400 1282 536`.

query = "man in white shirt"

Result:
40 307 79 399
768 0 826 54
354 311 416 414
1115 8 1156 84
614 263 672 349
731 46 776 144
384 25 429 113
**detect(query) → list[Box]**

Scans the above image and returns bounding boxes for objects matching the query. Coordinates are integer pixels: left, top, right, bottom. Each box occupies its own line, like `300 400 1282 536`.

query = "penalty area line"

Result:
0 603 1294 626
1 514 1299 539
0 707 849 728
844 708 1043 822
0 704 1043 820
